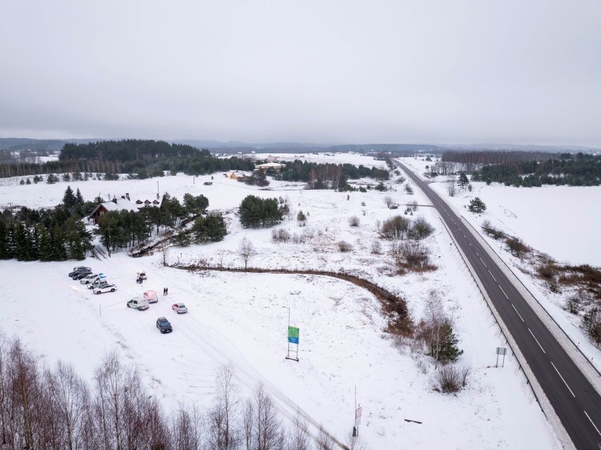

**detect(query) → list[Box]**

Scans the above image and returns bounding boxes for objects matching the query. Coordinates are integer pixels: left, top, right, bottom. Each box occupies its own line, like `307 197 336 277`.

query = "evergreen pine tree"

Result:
63 186 77 209
50 224 68 261
434 320 464 363
0 220 9 260
468 197 487 213
5 222 17 259
14 222 31 261
37 225 53 262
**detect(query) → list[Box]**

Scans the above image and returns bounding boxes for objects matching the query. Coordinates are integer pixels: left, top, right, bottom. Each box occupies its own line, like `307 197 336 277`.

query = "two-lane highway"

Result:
396 160 601 450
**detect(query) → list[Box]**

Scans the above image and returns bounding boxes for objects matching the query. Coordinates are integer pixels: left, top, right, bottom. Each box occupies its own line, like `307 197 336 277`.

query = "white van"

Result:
127 297 149 311
144 290 159 304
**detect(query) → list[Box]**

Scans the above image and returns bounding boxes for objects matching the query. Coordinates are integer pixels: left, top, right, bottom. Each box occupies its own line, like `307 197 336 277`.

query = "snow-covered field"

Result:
0 154 567 449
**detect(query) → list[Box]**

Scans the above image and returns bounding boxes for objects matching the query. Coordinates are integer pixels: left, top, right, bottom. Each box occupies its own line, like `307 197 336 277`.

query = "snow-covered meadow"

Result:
0 153 567 449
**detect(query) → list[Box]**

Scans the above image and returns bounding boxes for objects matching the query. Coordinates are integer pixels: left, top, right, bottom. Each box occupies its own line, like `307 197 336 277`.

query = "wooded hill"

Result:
0 139 254 178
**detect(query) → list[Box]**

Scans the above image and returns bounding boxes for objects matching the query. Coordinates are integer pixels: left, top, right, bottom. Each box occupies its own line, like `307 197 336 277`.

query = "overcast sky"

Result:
1 1 600 147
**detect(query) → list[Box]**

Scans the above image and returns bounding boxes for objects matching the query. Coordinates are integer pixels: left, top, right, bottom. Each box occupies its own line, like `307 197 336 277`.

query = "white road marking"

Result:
584 410 601 436
488 269 497 282
499 285 509 299
479 257 487 268
551 362 575 397
528 328 545 353
511 303 524 322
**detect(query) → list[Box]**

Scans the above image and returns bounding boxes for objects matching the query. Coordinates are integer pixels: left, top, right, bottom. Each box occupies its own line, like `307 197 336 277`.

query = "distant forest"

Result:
274 159 390 190
0 140 254 179
441 151 601 187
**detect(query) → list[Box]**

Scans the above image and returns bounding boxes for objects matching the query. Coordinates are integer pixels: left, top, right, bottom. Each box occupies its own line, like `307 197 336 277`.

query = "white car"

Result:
93 284 117 295
89 278 108 289
80 274 99 285
172 303 188 314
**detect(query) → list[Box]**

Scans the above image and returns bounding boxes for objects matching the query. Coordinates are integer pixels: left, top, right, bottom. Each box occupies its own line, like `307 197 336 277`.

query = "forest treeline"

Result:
274 159 390 190
440 151 601 187
0 140 254 179
0 335 341 450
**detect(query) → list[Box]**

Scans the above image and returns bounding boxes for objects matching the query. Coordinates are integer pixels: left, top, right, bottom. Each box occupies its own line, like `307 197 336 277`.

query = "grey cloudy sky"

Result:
1 0 600 146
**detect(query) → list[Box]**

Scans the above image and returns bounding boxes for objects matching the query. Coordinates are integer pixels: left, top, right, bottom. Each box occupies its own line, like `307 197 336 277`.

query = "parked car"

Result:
389 205 399 209
127 297 149 311
72 269 93 280
172 303 188 314
137 271 147 281
93 284 117 295
69 266 91 278
144 290 159 304
89 279 108 290
80 274 99 285
156 317 172 333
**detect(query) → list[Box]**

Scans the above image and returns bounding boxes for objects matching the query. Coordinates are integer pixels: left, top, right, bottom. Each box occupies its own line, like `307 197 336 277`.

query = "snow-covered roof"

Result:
100 198 139 212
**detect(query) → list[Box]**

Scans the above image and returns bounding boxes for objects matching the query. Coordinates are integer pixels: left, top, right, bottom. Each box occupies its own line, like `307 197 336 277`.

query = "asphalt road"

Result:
396 161 601 450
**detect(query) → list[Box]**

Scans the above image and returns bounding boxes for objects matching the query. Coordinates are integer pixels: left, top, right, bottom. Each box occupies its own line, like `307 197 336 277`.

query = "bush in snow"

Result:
433 365 470 394
338 241 353 252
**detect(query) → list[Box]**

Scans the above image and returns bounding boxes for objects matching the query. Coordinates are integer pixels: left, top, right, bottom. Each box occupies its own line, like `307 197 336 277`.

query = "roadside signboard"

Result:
288 326 300 344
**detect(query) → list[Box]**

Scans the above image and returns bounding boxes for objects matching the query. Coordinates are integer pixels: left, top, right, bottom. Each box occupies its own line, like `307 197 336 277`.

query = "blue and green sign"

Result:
288 326 300 344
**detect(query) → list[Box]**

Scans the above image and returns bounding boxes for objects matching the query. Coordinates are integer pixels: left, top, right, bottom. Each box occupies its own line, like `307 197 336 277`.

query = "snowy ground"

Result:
0 154 564 449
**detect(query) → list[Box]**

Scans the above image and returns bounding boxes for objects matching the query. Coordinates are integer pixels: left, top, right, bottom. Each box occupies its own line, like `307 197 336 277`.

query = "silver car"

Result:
93 284 117 295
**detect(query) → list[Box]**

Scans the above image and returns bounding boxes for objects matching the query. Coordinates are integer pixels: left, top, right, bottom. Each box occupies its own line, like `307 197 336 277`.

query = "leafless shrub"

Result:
381 216 409 240
432 365 470 393
215 249 229 268
371 240 383 254
338 241 353 252
537 263 558 281
272 228 291 243
565 294 583 314
395 241 434 270
481 221 506 240
238 237 258 271
348 216 360 227
302 228 315 240
505 236 530 258
447 178 456 197
292 233 306 244
384 196 394 207
409 200 418 211
405 184 414 195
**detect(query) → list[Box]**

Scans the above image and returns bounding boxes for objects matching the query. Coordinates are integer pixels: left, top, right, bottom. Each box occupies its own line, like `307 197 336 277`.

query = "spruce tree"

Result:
0 220 9 260
37 225 53 262
63 186 77 209
468 197 487 213
433 320 464 363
